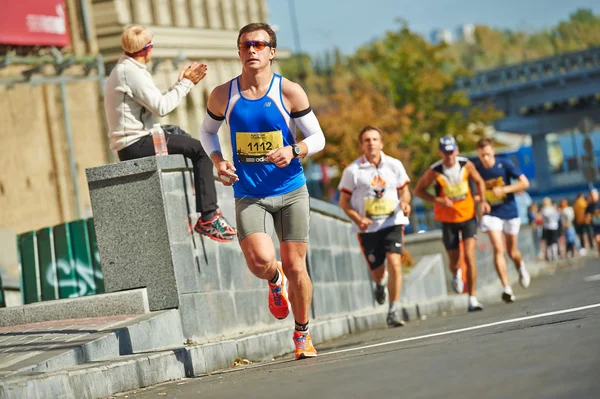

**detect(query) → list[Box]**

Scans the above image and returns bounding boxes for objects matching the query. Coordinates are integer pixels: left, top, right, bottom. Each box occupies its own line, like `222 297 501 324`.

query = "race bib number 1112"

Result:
236 131 284 164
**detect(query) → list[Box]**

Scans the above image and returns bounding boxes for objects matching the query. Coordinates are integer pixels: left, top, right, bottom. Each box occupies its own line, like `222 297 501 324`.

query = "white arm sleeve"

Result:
199 111 224 158
293 109 325 156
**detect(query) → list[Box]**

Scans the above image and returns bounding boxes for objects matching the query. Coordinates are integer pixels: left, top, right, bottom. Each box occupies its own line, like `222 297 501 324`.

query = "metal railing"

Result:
456 47 600 97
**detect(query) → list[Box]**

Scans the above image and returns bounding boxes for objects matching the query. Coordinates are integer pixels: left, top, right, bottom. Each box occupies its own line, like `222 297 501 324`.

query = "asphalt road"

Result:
114 256 600 399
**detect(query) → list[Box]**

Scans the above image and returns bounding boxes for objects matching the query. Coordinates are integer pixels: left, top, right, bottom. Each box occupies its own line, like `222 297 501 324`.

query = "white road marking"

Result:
583 274 600 282
321 302 600 357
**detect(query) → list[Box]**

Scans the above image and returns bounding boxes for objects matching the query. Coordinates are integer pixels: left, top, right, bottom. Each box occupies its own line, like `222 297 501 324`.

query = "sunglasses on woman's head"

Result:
238 40 272 51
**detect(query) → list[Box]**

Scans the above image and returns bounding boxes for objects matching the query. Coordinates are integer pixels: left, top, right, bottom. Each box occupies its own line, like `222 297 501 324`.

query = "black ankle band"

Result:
295 321 309 332
269 269 280 285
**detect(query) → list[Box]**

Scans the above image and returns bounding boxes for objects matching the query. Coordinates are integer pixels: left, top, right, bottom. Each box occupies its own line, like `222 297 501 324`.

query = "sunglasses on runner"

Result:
238 40 272 51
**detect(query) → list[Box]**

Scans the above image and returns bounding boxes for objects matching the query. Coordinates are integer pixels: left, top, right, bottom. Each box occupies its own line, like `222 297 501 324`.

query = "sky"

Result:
266 0 600 55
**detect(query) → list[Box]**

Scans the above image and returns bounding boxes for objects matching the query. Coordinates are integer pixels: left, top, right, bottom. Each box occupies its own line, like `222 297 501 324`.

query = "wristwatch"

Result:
291 144 301 158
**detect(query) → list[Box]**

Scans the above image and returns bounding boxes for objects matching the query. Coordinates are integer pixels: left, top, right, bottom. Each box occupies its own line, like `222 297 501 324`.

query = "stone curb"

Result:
0 289 150 328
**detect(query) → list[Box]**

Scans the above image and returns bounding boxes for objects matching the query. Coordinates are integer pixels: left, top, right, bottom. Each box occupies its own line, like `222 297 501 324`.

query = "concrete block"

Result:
178 291 237 341
0 288 149 327
308 249 336 283
87 155 205 311
309 213 333 247
89 169 179 310
403 254 447 303
201 340 238 371
333 250 356 282
233 290 275 327
352 308 388 332
193 236 220 291
348 281 374 311
86 155 188 183
172 242 201 294
124 309 184 352
312 284 345 318
218 245 250 291
236 329 292 361
311 318 352 344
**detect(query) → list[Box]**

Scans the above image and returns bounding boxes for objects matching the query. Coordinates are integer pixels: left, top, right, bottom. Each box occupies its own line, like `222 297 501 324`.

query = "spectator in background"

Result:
584 189 600 257
541 198 560 261
573 193 590 248
560 199 581 258
528 203 542 256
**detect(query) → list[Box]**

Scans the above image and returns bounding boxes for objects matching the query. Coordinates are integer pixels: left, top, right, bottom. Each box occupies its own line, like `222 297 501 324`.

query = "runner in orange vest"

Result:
414 137 490 312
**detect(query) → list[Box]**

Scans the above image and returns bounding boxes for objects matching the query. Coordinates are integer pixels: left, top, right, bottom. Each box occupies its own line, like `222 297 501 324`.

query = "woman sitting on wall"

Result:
103 26 236 242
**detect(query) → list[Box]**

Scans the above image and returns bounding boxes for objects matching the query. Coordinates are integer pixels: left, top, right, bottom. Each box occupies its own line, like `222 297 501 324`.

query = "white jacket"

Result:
103 56 193 151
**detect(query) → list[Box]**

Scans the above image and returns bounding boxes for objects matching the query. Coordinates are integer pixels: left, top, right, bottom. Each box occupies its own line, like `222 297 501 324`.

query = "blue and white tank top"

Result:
225 74 306 198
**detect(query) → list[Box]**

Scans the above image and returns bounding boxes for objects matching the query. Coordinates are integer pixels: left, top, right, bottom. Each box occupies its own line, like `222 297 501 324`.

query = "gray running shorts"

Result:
235 185 310 242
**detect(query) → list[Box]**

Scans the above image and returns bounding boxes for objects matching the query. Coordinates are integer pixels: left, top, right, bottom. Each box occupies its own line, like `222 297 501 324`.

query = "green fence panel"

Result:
53 223 79 298
18 232 40 304
86 218 105 293
69 220 96 296
36 228 59 301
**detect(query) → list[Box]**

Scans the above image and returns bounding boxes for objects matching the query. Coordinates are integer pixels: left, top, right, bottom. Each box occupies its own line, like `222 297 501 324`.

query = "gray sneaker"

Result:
374 283 386 305
386 310 406 328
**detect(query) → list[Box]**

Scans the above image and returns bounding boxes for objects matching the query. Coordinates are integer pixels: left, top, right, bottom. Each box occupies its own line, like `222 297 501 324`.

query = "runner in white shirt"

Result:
338 126 411 327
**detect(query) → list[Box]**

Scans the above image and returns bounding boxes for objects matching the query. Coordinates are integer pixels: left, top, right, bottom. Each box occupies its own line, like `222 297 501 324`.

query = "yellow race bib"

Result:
236 131 284 163
444 181 468 200
484 177 506 205
485 189 506 205
365 198 395 219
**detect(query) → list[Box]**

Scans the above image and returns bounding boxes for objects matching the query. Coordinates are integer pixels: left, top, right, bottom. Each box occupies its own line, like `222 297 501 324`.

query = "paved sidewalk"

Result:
0 315 139 375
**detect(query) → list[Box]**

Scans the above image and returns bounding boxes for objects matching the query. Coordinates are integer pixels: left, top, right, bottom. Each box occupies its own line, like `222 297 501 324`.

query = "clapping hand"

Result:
178 62 207 85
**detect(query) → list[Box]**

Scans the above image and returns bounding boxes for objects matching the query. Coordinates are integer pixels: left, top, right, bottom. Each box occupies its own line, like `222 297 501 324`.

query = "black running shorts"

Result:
357 225 404 270
441 217 477 250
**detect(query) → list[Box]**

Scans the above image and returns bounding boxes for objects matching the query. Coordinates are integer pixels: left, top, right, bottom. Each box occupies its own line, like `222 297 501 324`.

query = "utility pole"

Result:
287 0 306 86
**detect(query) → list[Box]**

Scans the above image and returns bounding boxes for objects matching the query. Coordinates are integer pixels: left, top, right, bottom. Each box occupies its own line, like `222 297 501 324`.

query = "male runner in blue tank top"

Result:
473 138 531 303
199 23 325 359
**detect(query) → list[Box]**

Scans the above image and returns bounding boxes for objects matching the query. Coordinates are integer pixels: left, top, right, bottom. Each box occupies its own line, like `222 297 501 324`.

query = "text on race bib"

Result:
484 177 506 205
365 198 395 219
444 181 468 200
236 131 284 164
485 189 507 205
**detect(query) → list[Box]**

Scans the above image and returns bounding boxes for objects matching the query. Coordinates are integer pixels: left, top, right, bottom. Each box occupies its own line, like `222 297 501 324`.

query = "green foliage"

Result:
447 8 600 71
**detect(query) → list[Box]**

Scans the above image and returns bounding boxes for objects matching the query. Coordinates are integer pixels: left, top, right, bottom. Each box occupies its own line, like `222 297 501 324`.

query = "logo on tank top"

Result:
370 175 387 198
365 174 395 219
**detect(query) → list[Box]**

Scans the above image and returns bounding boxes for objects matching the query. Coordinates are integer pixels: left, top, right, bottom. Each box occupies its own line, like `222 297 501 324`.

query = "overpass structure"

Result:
456 47 600 195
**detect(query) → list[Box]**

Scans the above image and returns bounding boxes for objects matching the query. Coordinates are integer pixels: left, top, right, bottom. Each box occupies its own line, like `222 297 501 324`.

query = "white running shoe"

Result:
502 286 516 303
452 269 464 294
468 296 484 312
519 265 531 289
